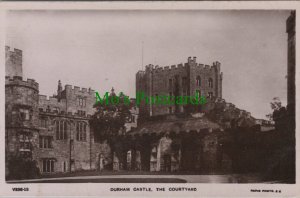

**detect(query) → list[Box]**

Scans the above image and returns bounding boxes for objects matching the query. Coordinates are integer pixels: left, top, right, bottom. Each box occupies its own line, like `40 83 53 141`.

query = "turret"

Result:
5 46 23 78
57 80 62 101
110 87 116 97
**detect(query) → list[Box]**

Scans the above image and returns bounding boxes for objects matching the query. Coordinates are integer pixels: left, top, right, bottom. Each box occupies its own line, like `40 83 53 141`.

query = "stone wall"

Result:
136 57 223 118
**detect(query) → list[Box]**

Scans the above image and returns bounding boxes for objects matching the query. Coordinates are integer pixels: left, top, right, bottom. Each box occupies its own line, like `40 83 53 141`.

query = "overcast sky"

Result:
5 10 291 119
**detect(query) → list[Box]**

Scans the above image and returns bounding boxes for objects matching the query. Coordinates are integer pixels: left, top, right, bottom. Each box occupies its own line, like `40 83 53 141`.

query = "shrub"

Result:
7 156 40 180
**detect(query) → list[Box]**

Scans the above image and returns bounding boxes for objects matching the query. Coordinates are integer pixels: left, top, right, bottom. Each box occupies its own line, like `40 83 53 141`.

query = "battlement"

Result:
64 84 95 95
5 76 39 91
38 108 92 118
144 63 186 73
136 70 146 74
5 46 22 56
38 95 65 104
142 57 221 74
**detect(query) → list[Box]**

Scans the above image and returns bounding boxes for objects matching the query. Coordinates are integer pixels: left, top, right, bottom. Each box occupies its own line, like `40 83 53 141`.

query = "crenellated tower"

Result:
5 46 23 77
136 56 223 118
5 75 40 178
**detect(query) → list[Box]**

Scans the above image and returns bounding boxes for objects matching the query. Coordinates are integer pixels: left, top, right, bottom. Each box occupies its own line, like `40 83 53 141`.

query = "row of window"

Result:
18 108 32 121
39 136 53 149
77 98 86 107
55 120 88 141
32 120 87 142
20 142 30 150
77 110 86 116
196 90 213 98
17 127 87 151
42 159 55 173
155 91 213 99
38 133 86 150
41 160 69 173
168 77 213 89
196 76 213 88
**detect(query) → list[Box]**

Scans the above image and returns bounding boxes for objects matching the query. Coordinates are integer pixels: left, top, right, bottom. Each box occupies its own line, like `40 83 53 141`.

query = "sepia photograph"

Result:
2 4 297 194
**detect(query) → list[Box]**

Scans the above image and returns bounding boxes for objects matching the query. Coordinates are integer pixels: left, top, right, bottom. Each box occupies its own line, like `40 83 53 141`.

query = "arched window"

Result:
196 76 201 86
56 120 68 140
56 120 59 139
64 121 68 139
83 123 86 140
209 78 213 88
76 121 87 141
59 121 64 139
76 123 79 140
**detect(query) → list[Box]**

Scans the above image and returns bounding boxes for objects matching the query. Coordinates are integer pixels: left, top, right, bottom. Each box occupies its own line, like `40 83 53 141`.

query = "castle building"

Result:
5 46 138 176
136 57 223 118
5 47 265 177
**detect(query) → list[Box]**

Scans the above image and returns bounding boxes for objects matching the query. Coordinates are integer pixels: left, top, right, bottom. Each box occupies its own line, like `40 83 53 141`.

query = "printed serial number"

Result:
12 188 29 192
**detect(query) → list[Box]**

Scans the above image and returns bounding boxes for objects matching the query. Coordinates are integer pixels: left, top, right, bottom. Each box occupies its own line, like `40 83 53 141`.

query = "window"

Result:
196 76 201 86
39 136 53 149
53 107 60 113
63 161 67 172
19 133 29 142
19 133 30 151
182 77 187 95
208 78 213 88
77 110 86 116
55 120 68 140
168 79 172 89
77 98 86 107
76 122 87 141
208 92 213 98
19 109 30 120
42 159 55 173
40 118 48 128
127 151 132 164
182 77 187 87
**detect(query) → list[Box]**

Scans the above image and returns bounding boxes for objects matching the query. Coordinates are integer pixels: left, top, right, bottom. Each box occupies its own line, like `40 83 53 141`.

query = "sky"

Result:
5 10 291 119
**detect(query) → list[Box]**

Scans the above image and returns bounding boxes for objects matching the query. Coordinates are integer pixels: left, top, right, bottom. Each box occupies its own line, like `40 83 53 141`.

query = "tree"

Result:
266 97 282 121
89 89 132 142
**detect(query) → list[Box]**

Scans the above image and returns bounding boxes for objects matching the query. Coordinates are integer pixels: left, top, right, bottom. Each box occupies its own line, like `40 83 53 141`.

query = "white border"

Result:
0 1 299 197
